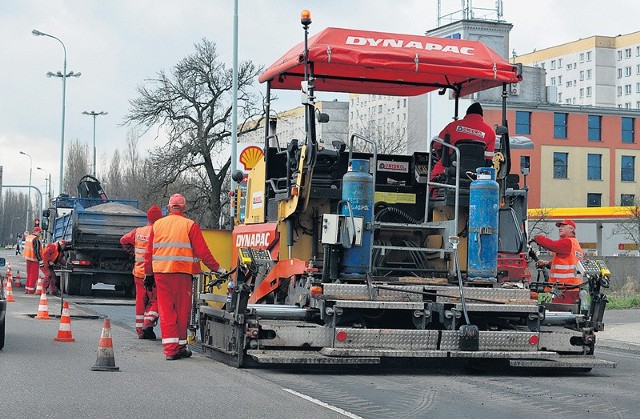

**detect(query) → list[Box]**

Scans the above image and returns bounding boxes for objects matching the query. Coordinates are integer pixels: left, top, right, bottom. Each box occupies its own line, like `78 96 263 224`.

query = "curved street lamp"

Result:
82 111 108 177
32 29 79 195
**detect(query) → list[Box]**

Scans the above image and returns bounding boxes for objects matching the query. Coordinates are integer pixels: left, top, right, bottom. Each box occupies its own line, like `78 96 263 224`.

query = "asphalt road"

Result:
3 249 639 418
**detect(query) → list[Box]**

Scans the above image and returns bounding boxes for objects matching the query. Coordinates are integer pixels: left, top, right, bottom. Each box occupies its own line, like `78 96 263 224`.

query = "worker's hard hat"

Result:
147 205 163 222
555 219 576 230
33 226 42 234
168 193 187 210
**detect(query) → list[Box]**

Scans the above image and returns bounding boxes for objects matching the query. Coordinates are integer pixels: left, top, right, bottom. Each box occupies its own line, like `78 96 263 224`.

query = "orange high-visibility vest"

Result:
151 215 198 274
133 225 152 278
23 234 38 262
549 237 583 286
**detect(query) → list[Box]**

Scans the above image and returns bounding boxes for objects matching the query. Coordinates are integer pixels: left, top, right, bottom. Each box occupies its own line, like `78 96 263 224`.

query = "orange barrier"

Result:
34 292 51 320
53 301 75 342
91 318 120 372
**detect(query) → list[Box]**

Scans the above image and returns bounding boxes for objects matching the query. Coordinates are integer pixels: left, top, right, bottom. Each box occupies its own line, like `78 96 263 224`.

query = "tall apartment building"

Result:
516 32 640 109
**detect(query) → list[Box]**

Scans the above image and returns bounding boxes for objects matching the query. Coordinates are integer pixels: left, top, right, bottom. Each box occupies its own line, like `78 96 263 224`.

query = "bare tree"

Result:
63 140 90 195
612 204 640 248
124 38 266 228
349 113 408 155
106 149 124 198
527 207 555 239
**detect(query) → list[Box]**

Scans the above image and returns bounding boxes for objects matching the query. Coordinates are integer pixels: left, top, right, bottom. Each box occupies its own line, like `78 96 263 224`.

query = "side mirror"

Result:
42 209 50 218
495 125 508 135
316 111 330 123
0 257 5 267
41 218 50 232
231 170 245 183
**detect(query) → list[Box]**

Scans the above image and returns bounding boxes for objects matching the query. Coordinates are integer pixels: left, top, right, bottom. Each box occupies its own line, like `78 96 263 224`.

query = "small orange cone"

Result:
34 292 52 320
14 270 22 287
35 276 44 295
4 274 15 303
53 301 75 342
91 318 119 372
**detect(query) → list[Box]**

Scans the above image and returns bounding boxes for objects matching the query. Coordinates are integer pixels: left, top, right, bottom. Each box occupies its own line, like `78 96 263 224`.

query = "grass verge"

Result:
606 294 640 309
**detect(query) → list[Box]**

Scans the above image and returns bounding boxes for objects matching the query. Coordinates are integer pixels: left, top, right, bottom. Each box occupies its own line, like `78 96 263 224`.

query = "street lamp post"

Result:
19 151 32 230
82 111 108 177
37 167 51 207
32 29 81 195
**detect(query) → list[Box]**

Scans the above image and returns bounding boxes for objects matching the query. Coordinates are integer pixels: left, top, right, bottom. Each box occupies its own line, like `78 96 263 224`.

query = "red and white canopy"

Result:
259 27 521 97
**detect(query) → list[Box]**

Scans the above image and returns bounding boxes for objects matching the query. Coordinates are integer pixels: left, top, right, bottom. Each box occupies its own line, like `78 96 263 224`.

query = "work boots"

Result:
140 328 156 340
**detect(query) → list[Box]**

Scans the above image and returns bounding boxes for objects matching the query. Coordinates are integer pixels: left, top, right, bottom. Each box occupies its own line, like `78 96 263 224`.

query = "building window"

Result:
515 111 531 135
579 70 584 81
622 117 635 143
618 68 623 78
554 113 568 138
626 84 633 95
579 88 584 98
588 115 601 141
550 60 556 70
621 194 635 206
626 48 632 58
558 92 562 103
618 86 623 96
587 69 592 79
637 64 640 75
558 58 562 67
637 46 640 56
587 154 602 180
587 51 592 61
551 77 556 86
587 193 602 207
618 50 623 60
580 53 585 62
553 152 568 179
558 75 562 84
626 66 632 77
587 86 592 97
622 155 635 181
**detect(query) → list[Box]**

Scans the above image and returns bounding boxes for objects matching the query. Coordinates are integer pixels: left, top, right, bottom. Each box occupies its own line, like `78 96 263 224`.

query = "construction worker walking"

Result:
120 205 163 339
40 240 68 296
23 227 43 294
144 194 225 360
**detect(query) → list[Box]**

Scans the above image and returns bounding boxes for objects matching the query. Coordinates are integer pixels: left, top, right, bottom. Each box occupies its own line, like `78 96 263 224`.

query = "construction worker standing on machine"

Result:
532 219 584 304
144 194 226 360
120 205 164 339
23 227 43 294
40 239 68 296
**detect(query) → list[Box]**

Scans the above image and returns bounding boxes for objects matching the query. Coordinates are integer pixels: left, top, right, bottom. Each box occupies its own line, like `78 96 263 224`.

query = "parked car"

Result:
0 257 6 350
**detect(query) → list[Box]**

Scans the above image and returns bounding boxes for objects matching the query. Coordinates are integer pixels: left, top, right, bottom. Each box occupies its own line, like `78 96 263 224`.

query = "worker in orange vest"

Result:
120 205 164 339
23 227 43 294
40 240 68 296
532 219 584 305
144 194 225 360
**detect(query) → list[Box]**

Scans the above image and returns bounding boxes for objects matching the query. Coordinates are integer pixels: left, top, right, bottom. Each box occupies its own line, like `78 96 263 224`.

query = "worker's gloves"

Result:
143 276 156 292
216 267 228 276
39 260 44 267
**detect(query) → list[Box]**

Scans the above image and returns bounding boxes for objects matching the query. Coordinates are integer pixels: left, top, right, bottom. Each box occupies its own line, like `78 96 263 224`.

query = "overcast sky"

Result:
1 0 638 194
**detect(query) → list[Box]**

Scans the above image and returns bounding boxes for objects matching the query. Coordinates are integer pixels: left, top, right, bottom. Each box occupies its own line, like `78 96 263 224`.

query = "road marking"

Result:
283 388 363 419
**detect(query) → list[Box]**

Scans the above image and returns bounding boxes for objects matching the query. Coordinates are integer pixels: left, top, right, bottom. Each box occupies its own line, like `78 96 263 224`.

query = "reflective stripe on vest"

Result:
151 215 197 274
23 235 38 261
549 237 583 285
133 225 152 278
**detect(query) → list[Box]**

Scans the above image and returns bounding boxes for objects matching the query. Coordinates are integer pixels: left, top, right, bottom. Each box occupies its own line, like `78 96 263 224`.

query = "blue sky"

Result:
1 0 638 193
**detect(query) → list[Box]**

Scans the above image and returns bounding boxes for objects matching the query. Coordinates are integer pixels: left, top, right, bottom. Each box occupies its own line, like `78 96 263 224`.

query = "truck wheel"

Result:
79 279 93 296
66 275 81 295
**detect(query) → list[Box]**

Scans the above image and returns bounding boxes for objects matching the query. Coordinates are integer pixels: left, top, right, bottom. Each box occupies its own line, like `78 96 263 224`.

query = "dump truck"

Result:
43 176 147 296
197 13 615 371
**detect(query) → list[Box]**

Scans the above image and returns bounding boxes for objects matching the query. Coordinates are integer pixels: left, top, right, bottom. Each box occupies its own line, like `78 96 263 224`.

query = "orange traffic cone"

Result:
91 318 119 372
35 276 44 295
4 274 15 303
53 301 75 342
14 270 22 287
34 292 51 320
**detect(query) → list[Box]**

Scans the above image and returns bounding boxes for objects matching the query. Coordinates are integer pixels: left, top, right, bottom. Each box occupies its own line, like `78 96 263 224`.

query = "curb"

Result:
597 339 640 354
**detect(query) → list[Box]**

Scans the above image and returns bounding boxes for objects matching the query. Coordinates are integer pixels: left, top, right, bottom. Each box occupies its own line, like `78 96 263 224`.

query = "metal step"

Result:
373 220 454 232
247 349 380 365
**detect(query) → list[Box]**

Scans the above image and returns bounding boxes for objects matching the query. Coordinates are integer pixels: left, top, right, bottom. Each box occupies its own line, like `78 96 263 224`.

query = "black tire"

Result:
0 315 5 350
66 274 81 295
79 278 93 296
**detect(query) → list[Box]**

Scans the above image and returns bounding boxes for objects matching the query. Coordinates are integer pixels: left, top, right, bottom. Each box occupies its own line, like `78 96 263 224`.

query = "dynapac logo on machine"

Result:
346 36 475 55
235 232 272 248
